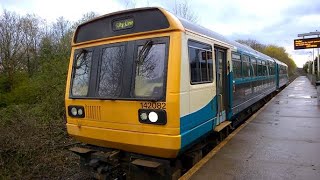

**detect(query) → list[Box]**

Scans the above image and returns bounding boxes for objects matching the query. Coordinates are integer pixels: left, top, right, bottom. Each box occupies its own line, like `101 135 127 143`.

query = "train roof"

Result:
75 7 287 66
273 59 288 67
178 16 275 62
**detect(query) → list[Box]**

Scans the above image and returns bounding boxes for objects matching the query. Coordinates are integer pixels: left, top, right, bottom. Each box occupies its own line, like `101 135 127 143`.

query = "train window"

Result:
269 62 275 75
188 40 213 84
98 46 125 97
134 43 166 98
241 55 250 77
265 61 269 76
257 59 262 76
207 51 213 82
189 46 201 82
232 53 241 79
71 50 93 96
280 66 287 75
262 61 267 76
285 66 288 74
251 57 257 77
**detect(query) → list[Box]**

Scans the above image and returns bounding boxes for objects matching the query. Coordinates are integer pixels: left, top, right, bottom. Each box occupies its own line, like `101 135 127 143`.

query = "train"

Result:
65 7 289 179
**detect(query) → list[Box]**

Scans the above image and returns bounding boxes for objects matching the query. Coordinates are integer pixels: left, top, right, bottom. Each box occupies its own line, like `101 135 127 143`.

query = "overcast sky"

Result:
1 0 320 67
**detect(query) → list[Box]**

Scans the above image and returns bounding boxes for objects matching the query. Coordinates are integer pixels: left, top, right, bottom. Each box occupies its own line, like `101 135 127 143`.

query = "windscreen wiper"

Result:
73 49 88 69
136 40 153 65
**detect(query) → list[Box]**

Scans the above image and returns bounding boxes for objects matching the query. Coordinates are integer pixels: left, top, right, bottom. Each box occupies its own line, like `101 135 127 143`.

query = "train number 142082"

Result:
140 102 166 110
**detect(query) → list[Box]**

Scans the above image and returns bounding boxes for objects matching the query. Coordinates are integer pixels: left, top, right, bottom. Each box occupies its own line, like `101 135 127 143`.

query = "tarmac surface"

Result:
190 76 320 180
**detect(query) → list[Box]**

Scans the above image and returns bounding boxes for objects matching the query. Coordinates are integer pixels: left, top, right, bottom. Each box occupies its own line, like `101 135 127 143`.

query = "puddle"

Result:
293 87 303 90
275 100 288 104
287 95 317 99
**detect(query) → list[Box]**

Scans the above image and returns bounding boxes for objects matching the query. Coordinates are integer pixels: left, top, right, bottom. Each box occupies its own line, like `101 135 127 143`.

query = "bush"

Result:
0 105 79 179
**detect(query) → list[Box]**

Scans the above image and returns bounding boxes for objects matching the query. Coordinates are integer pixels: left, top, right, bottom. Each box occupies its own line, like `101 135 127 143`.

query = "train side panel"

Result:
231 51 277 116
179 32 218 152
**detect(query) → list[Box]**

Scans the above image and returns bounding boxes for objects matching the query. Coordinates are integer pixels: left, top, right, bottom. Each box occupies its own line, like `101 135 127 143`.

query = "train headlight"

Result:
78 108 83 116
68 106 85 118
138 109 167 125
140 112 148 121
148 112 158 122
71 107 78 116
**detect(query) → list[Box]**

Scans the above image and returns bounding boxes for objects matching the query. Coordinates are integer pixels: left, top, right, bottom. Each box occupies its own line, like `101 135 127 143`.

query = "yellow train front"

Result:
65 7 234 179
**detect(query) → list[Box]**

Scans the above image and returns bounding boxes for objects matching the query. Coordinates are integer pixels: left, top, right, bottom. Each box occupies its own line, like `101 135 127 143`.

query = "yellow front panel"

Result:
67 124 180 158
65 32 182 157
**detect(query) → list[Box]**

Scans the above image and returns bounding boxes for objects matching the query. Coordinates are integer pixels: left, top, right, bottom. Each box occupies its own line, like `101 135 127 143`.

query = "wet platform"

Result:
190 76 320 180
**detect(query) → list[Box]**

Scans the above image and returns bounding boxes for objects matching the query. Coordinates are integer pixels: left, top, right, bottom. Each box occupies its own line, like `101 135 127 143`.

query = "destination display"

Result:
112 18 134 31
74 9 169 43
294 37 320 50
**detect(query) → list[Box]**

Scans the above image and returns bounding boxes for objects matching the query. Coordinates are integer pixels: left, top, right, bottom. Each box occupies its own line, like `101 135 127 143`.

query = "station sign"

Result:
294 37 320 50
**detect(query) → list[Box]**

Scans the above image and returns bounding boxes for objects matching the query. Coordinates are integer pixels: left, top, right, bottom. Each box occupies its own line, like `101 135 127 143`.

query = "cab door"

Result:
215 47 228 125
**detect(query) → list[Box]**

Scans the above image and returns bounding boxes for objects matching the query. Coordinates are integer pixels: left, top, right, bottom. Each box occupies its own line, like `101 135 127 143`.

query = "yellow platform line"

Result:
179 96 275 180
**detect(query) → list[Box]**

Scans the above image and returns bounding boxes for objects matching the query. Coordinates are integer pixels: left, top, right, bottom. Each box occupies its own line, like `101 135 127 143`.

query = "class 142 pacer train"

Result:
65 7 289 179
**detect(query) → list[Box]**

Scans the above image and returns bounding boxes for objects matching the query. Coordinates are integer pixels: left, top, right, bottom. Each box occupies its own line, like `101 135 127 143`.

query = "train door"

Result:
215 48 228 125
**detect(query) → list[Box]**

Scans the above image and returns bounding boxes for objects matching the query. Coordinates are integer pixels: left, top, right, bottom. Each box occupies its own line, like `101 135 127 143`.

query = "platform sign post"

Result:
295 31 320 79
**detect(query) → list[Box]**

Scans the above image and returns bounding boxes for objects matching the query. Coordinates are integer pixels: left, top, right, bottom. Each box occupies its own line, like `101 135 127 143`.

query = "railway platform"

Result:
183 76 320 180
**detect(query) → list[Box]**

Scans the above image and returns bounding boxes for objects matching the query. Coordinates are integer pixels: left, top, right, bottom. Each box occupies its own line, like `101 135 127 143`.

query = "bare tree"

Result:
21 14 43 76
51 17 73 56
73 12 99 29
236 39 266 52
0 10 24 90
172 0 198 23
51 17 71 43
121 0 136 9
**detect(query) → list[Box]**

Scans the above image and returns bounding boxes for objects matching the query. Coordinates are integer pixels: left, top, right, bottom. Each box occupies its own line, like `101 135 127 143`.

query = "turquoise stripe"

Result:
234 75 276 85
180 97 217 150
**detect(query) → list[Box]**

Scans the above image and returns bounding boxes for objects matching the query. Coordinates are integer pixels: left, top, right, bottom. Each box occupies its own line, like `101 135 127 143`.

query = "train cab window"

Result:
241 55 250 77
251 57 257 77
188 40 213 84
134 43 166 98
232 53 241 79
71 50 93 96
98 46 125 97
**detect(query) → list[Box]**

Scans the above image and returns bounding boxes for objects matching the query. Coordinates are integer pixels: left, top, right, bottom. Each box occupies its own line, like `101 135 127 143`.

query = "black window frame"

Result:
188 39 213 85
69 36 170 101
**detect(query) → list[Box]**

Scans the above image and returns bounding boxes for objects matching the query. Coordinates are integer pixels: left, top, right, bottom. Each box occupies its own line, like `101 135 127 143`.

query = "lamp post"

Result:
308 52 312 74
318 31 320 79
